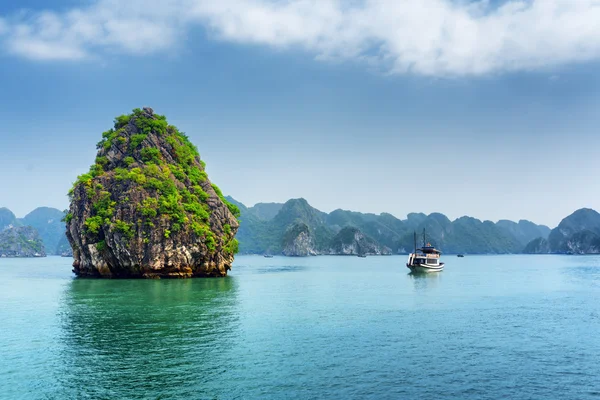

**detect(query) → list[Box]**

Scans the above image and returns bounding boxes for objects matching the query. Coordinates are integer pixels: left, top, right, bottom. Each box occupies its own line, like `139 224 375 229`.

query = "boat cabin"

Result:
409 243 442 266
419 243 441 255
407 232 445 272
409 253 440 266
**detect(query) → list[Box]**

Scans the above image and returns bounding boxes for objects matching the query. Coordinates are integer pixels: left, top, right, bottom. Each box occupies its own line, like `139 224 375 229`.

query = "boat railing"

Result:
413 251 440 258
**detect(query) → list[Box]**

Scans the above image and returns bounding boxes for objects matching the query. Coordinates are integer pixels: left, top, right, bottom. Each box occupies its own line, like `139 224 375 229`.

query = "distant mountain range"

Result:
524 208 600 254
0 207 69 257
2 201 599 257
226 197 553 256
0 226 46 258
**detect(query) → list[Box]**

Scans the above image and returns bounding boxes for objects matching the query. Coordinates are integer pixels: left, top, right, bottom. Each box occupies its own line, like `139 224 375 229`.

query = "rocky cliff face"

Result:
523 237 551 254
524 208 600 254
281 223 391 256
563 230 600 254
525 232 600 255
230 196 552 256
327 227 392 255
66 107 239 278
496 219 551 246
0 226 46 257
0 208 19 230
282 222 318 256
20 207 66 255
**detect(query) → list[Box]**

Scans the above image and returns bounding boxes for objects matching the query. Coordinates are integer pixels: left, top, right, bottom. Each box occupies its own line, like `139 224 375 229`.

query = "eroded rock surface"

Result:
327 227 392 256
282 222 318 256
66 107 239 278
0 226 46 257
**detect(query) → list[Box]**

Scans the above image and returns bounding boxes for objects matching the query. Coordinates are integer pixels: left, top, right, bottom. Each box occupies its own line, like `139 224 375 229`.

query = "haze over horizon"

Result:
1 0 599 227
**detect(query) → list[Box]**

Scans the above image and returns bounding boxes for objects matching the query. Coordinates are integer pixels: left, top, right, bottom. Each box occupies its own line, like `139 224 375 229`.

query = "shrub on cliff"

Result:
66 107 239 278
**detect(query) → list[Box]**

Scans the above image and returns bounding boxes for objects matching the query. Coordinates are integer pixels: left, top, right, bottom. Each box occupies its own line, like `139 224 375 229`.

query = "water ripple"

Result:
1 256 600 399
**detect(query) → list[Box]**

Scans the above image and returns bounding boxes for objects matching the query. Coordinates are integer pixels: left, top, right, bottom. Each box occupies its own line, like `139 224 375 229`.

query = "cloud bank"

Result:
1 0 600 76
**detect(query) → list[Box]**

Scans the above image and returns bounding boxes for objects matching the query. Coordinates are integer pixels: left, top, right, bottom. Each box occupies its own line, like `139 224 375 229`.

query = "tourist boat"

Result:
357 254 367 258
406 230 444 273
264 254 274 258
457 254 464 258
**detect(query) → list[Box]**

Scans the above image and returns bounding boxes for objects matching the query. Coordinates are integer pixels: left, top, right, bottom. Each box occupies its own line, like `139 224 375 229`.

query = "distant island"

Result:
0 226 45 258
0 207 59 257
2 199 600 259
523 208 600 254
227 197 554 256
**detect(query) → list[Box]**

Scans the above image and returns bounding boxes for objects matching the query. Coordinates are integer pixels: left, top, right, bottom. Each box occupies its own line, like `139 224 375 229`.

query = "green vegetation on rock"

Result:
70 107 238 251
328 226 391 255
229 197 553 256
525 208 600 254
19 207 67 255
66 107 239 278
0 226 46 257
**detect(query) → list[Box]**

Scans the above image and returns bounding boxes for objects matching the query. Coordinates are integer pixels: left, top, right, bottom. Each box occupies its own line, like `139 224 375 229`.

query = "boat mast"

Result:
422 228 426 247
413 231 417 254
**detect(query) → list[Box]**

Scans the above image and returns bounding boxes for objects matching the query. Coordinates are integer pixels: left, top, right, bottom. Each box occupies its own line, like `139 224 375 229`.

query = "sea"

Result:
1 255 599 399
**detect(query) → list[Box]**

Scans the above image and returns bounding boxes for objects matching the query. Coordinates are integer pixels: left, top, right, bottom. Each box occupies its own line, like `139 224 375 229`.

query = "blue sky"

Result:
1 0 599 227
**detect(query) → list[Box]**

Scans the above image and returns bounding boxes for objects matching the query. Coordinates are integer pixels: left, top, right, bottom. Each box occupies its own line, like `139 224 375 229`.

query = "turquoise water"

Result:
1 255 600 399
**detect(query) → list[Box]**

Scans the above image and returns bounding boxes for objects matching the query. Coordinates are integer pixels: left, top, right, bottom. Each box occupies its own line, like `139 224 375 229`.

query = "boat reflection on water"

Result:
406 229 444 273
408 270 441 291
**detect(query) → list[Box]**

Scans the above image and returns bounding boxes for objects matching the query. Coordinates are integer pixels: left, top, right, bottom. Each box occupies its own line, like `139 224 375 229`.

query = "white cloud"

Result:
1 0 600 76
0 1 187 60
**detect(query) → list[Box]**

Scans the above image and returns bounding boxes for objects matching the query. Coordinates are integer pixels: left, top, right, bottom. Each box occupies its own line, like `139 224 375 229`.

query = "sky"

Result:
0 0 599 228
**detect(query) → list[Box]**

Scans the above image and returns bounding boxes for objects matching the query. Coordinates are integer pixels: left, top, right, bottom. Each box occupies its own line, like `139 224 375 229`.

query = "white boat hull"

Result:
406 232 444 273
407 263 444 273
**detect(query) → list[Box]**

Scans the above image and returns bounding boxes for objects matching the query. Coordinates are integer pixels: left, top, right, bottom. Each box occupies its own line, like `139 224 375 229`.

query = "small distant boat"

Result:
264 254 274 258
406 229 444 273
357 254 367 258
457 254 464 258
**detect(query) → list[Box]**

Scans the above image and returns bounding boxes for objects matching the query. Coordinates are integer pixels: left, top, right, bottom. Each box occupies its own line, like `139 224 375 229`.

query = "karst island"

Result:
65 107 240 278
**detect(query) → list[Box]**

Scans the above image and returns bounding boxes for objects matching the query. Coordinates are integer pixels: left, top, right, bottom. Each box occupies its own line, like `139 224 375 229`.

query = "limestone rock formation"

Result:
327 226 392 256
524 208 600 254
0 226 46 257
21 207 66 255
522 237 551 254
282 222 318 256
66 107 239 278
0 207 19 230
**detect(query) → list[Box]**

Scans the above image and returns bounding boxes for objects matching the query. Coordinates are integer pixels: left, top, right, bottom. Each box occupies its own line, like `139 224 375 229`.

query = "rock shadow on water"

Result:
255 265 308 274
55 277 239 399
